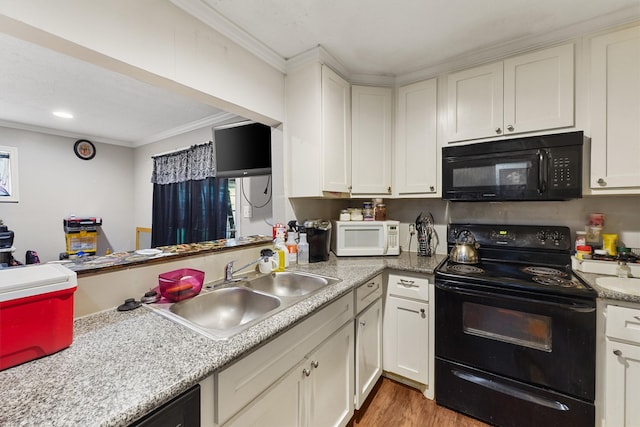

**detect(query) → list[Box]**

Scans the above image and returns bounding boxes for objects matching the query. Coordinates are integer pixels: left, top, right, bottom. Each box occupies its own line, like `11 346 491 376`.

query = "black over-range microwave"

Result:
442 131 583 201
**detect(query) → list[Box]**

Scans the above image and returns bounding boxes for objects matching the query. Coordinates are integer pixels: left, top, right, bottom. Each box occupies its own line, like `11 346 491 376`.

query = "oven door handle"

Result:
436 282 595 313
452 369 569 411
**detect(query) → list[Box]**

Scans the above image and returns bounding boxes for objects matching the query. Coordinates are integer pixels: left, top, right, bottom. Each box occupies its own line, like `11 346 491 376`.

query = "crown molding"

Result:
285 45 352 80
170 0 286 73
0 119 133 147
132 112 239 147
0 111 240 148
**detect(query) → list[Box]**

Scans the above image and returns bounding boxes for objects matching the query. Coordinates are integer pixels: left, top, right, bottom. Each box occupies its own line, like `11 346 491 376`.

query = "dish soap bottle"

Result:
617 258 631 278
286 230 298 265
274 232 287 271
297 232 309 265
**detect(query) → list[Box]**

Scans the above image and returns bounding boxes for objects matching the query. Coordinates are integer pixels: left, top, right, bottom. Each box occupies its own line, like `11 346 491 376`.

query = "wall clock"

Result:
73 139 96 160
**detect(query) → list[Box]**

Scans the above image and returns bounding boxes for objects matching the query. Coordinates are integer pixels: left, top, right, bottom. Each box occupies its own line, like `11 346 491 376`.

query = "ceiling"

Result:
188 0 640 76
1 0 639 147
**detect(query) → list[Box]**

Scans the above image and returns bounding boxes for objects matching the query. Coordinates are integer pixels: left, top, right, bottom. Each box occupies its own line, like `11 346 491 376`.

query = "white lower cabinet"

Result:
216 292 354 426
383 295 429 383
226 322 354 427
307 322 354 427
602 303 640 427
355 298 383 409
382 272 433 397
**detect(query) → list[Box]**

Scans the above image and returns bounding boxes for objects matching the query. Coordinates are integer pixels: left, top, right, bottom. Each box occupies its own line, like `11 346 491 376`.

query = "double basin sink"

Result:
149 271 341 340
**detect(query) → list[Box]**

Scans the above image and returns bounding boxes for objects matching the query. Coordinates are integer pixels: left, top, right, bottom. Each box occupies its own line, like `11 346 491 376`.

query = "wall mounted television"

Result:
213 121 272 178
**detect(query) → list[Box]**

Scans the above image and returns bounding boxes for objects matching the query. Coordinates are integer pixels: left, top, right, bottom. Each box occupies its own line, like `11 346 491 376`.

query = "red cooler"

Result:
0 264 77 371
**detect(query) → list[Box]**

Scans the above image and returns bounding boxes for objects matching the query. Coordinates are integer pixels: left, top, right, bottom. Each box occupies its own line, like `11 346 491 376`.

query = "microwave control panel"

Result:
550 149 580 189
388 225 399 249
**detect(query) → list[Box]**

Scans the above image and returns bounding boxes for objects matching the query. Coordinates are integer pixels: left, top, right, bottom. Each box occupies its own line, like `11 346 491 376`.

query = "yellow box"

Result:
65 231 97 254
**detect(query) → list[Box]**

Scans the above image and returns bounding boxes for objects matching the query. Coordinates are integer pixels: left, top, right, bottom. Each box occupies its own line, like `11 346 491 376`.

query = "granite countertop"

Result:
0 252 444 427
61 235 273 275
576 270 640 304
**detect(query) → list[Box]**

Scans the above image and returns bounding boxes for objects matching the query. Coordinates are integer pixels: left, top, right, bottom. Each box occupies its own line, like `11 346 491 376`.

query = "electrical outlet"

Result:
243 206 252 218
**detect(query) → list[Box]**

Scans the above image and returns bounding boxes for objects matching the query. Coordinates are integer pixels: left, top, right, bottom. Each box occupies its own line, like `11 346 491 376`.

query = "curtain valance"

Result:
151 142 215 185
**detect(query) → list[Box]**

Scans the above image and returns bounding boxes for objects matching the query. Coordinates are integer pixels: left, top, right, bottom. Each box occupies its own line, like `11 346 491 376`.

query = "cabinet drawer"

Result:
606 304 640 343
216 291 353 425
356 275 383 313
387 273 430 301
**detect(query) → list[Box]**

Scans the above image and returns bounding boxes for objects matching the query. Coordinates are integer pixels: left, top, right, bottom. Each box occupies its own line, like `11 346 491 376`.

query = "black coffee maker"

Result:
303 219 331 263
0 223 15 266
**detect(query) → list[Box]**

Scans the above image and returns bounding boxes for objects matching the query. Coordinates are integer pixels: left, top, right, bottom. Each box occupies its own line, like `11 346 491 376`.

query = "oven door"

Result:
442 149 546 201
435 279 595 400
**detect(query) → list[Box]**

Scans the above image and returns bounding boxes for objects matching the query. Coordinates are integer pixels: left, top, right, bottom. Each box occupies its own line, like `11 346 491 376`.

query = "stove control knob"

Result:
536 231 547 241
551 231 563 242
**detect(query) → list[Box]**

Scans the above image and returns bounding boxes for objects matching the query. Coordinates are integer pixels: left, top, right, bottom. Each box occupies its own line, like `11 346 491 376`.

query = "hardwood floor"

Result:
354 378 490 427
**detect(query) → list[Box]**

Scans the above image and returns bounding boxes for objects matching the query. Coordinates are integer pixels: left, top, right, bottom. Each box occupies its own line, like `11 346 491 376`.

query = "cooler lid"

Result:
0 263 77 302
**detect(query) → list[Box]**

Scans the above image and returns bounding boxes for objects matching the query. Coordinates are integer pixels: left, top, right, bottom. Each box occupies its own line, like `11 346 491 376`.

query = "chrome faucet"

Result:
225 249 274 282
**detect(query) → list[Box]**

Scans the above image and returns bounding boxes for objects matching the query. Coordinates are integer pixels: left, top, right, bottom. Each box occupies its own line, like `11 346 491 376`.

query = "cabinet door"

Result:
503 44 574 135
224 363 304 427
351 85 392 195
355 298 383 409
383 295 429 384
322 65 352 193
447 62 503 141
308 322 354 427
590 25 640 189
604 340 640 427
395 79 438 195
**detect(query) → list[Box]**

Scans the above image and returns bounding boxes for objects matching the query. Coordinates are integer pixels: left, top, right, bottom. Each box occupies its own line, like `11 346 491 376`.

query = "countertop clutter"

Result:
0 251 634 427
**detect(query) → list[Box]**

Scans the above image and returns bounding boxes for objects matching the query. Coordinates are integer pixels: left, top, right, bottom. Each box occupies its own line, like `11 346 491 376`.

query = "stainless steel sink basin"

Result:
170 287 280 330
148 271 340 340
245 271 338 297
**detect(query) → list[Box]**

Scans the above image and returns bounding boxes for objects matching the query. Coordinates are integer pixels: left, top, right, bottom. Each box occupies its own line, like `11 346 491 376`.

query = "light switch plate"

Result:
243 205 252 218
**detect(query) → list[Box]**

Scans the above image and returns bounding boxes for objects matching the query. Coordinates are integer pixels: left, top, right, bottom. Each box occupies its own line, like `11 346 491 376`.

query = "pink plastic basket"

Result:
158 268 204 302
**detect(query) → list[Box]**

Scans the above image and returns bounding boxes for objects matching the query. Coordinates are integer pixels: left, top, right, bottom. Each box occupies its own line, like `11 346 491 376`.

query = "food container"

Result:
158 268 204 302
576 245 592 260
339 209 350 221
602 234 618 256
0 264 77 371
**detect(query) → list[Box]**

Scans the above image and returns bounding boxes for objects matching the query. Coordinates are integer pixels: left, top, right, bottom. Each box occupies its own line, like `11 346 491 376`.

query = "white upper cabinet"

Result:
322 65 352 193
448 44 575 142
351 85 393 196
589 24 640 191
395 78 439 196
286 62 351 197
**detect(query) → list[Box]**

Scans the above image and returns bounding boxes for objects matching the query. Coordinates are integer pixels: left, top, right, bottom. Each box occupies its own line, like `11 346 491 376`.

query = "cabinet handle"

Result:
388 186 392 194
613 349 622 357
348 185 353 191
597 178 606 186
367 282 376 288
506 125 514 132
420 308 425 315
303 368 311 376
399 279 417 288
495 127 502 134
311 360 319 369
430 186 435 192
360 320 367 327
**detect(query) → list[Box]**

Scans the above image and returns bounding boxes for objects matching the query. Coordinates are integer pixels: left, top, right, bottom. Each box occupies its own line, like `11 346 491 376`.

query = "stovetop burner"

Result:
447 264 485 274
531 275 582 287
522 266 568 277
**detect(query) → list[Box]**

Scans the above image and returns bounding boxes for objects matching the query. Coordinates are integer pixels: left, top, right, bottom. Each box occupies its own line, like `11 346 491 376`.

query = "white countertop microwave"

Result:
331 220 400 256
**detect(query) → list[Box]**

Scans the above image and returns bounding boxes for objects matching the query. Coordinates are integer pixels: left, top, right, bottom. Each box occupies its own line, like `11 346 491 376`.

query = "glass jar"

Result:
362 202 374 221
375 204 386 221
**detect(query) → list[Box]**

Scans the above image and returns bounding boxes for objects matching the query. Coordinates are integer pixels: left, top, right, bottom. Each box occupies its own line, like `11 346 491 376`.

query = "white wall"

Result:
0 127 134 262
0 0 285 125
